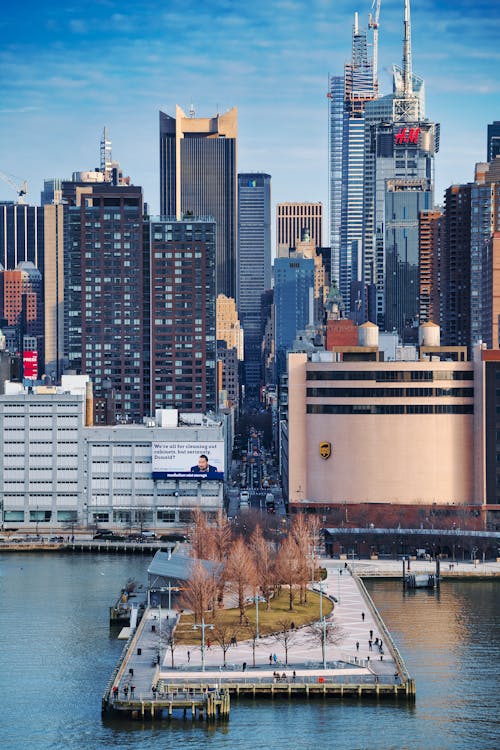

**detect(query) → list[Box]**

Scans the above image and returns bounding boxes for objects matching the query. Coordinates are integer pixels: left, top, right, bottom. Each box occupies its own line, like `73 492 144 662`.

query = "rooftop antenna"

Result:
402 0 412 96
189 102 196 118
100 126 113 181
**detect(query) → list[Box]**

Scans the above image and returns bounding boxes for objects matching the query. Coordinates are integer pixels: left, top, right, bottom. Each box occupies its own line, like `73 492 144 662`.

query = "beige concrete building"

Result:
276 202 323 256
43 204 65 382
216 294 244 359
284 324 480 510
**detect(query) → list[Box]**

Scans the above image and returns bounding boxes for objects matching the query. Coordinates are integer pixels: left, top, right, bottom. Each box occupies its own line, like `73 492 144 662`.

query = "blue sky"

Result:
0 0 499 226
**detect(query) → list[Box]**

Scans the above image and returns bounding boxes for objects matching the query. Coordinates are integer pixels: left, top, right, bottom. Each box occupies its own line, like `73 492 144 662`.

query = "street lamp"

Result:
249 594 266 639
192 617 214 671
337 568 341 605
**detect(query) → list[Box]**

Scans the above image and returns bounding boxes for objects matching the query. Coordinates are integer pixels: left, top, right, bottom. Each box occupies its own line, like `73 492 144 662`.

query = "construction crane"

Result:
0 171 28 203
368 0 381 91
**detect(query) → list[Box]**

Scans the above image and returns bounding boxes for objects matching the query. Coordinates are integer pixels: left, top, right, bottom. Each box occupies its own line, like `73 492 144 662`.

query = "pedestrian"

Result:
152 685 157 697
269 654 273 665
374 637 379 646
339 569 342 576
282 672 286 681
361 612 365 621
368 640 373 651
123 685 129 698
242 662 247 672
292 670 296 681
380 654 383 661
273 653 277 663
344 562 348 569
207 639 211 649
394 672 399 683
112 685 118 700
187 650 191 663
375 674 379 684
130 684 135 697
369 629 373 640
356 641 359 652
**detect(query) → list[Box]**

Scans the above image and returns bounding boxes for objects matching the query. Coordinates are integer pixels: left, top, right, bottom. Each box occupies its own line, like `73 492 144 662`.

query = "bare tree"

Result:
249 524 277 609
275 535 301 610
273 619 299 665
291 514 321 603
179 559 217 623
212 509 233 562
307 619 346 665
225 536 258 624
211 619 240 666
190 508 214 560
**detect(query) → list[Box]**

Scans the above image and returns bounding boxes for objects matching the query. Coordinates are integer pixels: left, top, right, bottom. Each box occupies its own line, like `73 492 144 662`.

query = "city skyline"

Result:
0 0 498 226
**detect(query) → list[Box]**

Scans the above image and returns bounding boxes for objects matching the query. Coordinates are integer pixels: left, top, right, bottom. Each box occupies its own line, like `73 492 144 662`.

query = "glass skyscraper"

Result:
329 13 378 312
159 106 237 300
237 172 271 394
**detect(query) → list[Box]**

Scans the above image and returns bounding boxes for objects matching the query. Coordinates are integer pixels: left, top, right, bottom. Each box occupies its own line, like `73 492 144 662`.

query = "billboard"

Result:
152 441 225 480
23 350 38 380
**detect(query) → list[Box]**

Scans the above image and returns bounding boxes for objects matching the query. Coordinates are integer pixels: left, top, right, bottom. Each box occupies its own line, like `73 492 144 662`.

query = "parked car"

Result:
93 530 114 539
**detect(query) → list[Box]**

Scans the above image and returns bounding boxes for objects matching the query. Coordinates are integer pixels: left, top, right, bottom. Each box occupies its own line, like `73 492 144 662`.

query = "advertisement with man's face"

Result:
152 441 225 480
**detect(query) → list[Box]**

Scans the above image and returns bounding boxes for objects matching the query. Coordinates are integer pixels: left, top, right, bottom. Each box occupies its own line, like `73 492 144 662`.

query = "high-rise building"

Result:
276 202 322 256
237 172 271 393
273 256 315 378
149 217 217 413
43 204 65 382
362 0 439 338
487 121 500 162
418 209 442 325
63 180 147 422
159 106 238 299
329 11 378 309
0 202 44 270
0 263 44 368
440 184 472 347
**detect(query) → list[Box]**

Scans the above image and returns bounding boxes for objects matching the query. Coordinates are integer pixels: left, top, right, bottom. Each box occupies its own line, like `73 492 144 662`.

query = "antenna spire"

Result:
402 0 412 96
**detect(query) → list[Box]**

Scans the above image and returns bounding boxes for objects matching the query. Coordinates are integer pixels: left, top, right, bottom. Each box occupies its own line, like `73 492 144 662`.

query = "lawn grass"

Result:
173 588 334 645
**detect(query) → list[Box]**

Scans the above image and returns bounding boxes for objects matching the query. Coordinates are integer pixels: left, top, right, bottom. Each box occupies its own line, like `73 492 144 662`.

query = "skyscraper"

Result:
159 106 238 299
237 172 271 393
273 256 315 378
362 0 439 337
487 121 500 162
276 202 322 256
329 10 378 309
63 180 147 422
149 217 216 413
0 202 44 270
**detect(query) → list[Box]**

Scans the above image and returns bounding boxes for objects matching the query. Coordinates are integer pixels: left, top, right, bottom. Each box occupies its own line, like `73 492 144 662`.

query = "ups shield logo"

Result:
319 441 332 460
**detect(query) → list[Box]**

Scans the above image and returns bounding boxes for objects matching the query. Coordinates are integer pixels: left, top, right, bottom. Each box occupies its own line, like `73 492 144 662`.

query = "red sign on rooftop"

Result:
394 127 420 145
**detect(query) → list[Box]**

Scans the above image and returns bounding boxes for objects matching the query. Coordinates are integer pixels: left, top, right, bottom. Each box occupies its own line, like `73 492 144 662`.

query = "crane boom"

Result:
368 0 381 91
0 171 28 203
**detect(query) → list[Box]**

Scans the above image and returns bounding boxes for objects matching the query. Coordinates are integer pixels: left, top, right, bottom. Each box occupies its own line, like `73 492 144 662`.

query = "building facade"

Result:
273 256 315 379
276 202 322 257
237 172 271 393
0 202 44 271
149 217 217 413
284 331 482 510
329 13 378 311
0 382 225 531
159 106 238 299
63 180 148 422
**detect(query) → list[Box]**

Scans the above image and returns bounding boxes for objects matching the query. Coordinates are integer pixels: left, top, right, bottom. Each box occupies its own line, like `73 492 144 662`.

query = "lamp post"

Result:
249 594 266 639
192 618 214 671
337 568 341 605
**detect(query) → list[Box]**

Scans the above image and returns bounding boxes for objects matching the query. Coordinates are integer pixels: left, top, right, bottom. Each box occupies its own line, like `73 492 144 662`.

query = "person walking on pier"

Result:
356 641 359 652
368 640 373 651
369 629 373 640
130 684 135 697
187 650 191 663
361 612 365 621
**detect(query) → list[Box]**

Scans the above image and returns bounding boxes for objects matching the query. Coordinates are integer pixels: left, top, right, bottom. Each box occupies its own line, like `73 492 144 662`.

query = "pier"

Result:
102 559 415 720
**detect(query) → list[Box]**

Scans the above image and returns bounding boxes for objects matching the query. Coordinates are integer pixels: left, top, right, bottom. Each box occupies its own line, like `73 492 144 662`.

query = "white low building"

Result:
0 378 226 531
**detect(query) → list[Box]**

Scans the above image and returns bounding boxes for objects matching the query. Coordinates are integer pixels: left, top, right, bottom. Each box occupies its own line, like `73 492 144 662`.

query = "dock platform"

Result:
102 559 415 720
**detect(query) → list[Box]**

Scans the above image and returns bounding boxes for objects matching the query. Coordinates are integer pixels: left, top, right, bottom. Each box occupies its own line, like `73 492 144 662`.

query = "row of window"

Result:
307 370 473 382
306 404 474 415
306 387 473 398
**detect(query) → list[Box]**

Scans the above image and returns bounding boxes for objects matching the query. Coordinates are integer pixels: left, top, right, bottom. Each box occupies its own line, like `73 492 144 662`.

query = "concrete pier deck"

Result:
103 560 414 717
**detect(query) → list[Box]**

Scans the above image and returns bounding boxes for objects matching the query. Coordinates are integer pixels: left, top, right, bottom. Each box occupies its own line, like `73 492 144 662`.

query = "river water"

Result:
0 553 498 750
